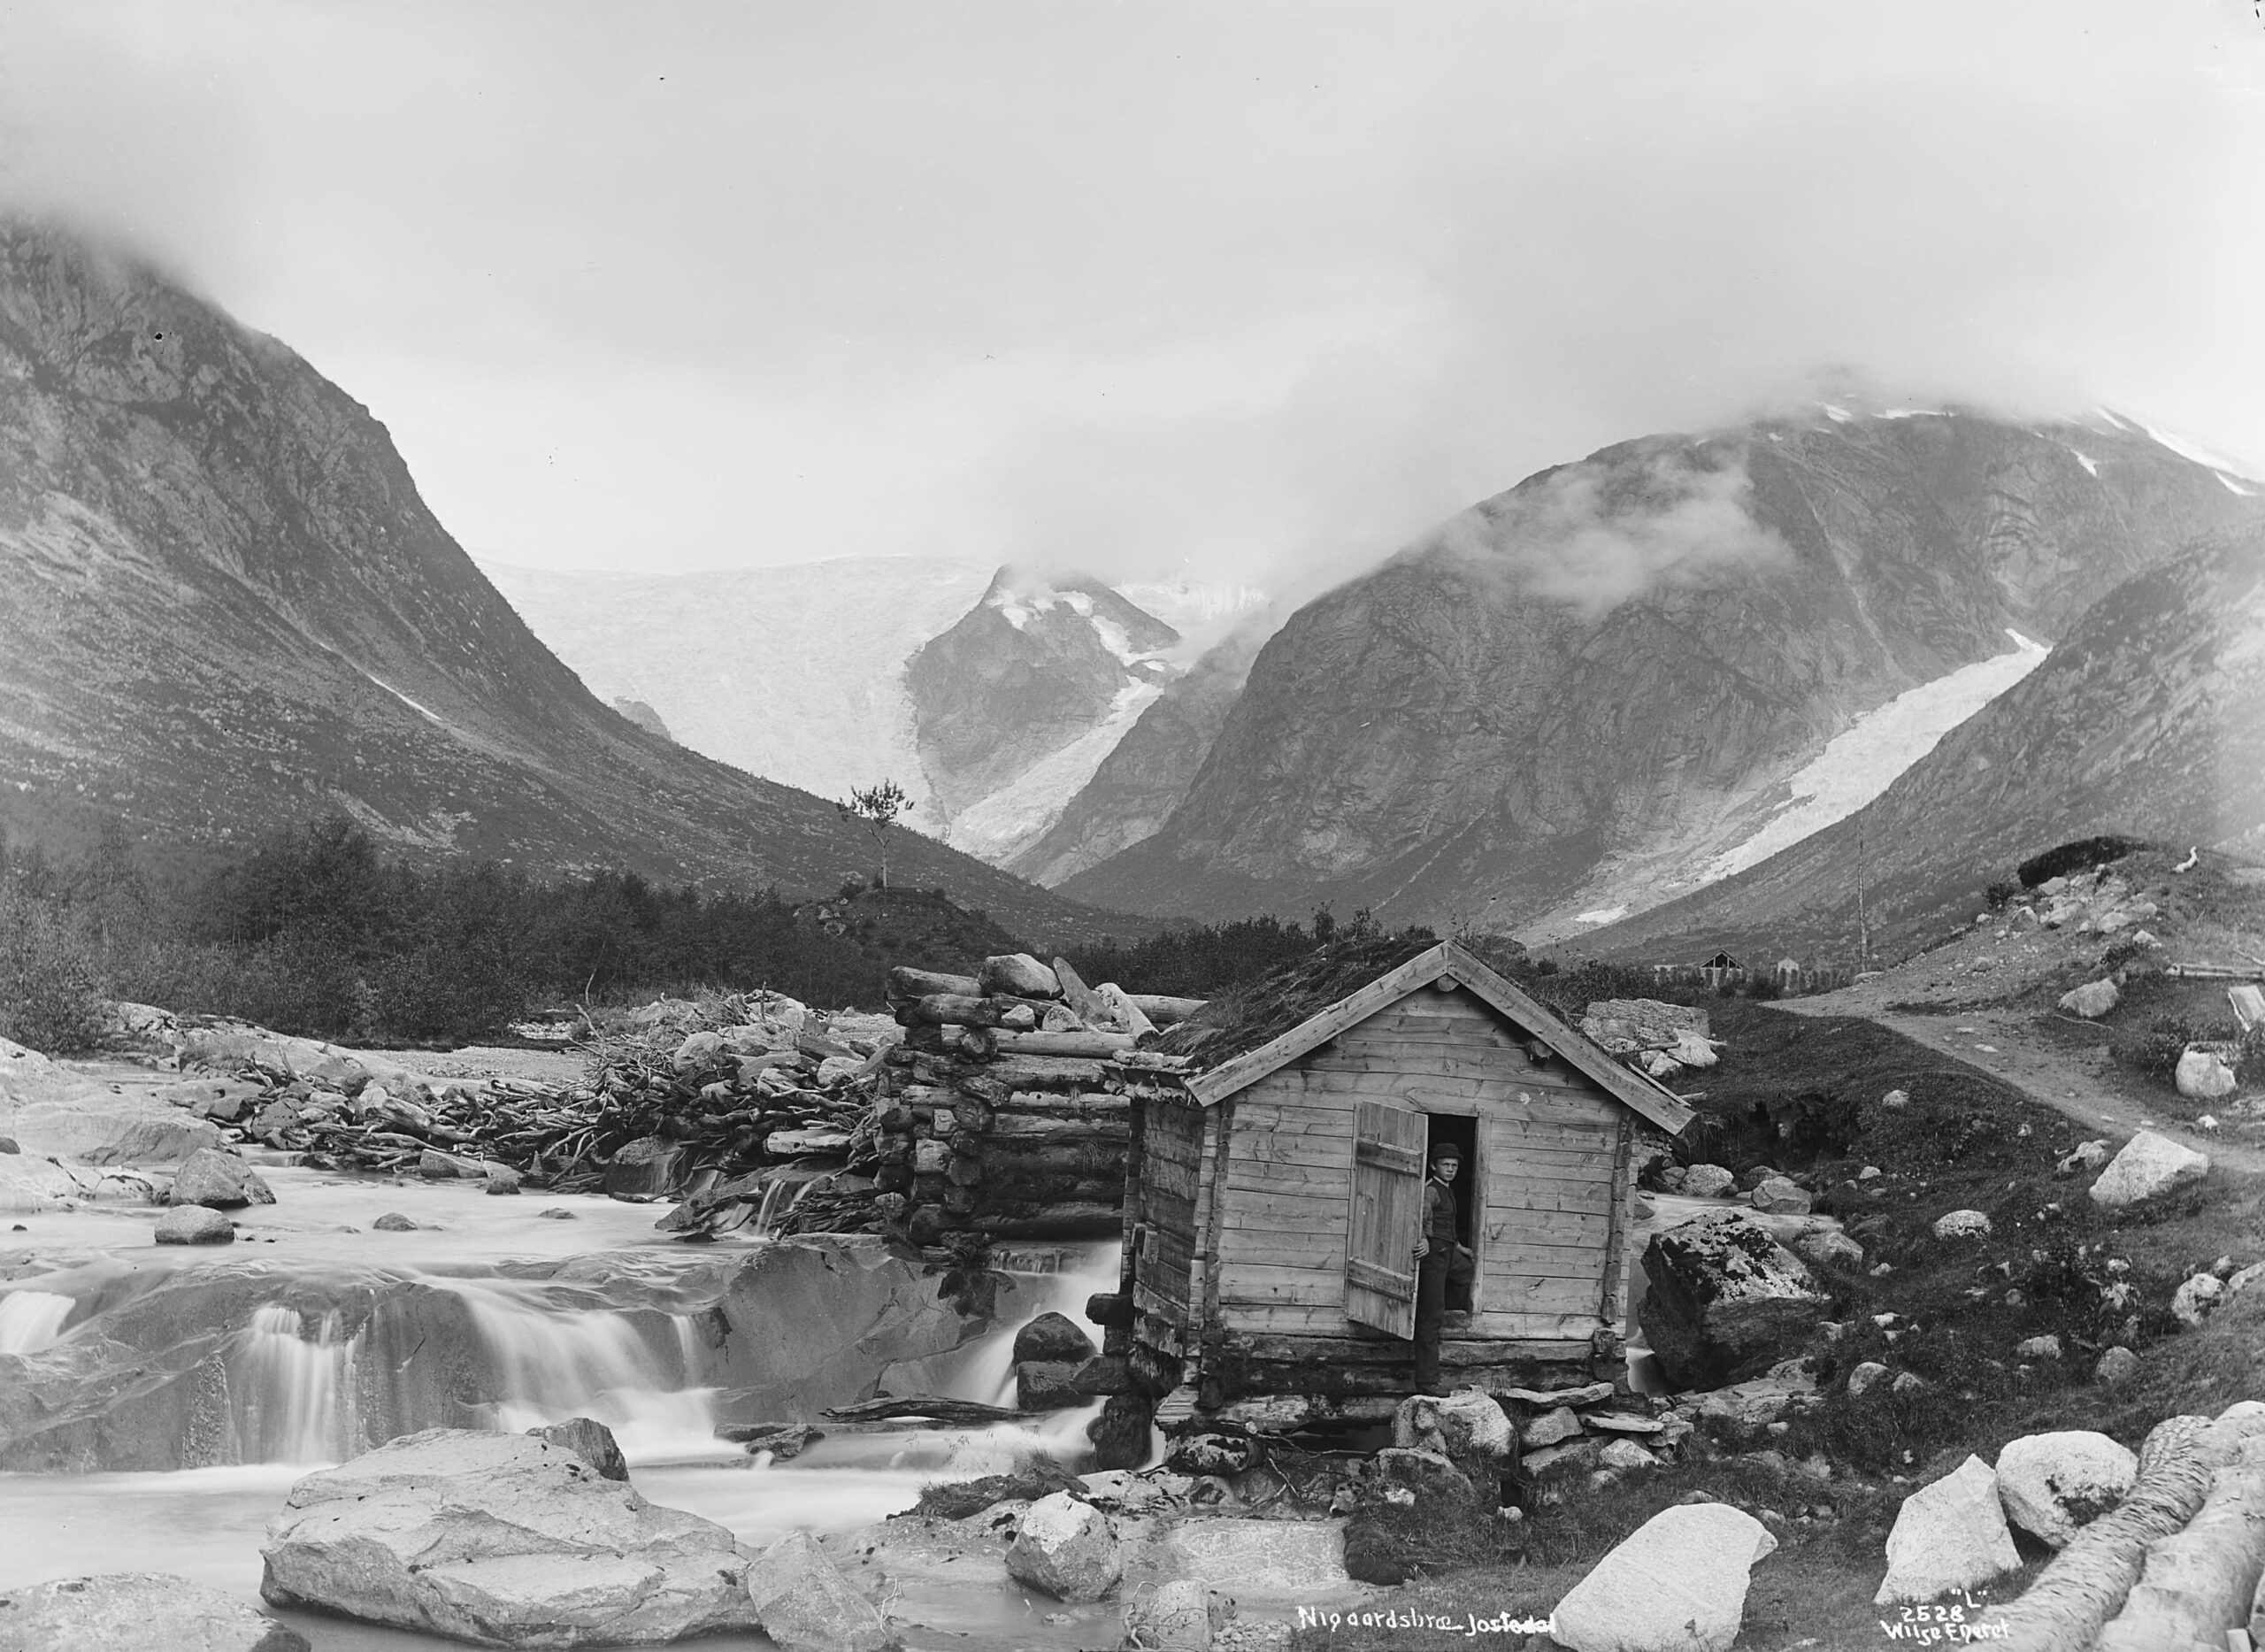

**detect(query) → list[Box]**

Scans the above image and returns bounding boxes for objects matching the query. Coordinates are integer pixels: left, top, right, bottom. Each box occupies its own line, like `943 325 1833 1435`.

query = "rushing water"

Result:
0 1288 73 1354
0 1162 1132 1648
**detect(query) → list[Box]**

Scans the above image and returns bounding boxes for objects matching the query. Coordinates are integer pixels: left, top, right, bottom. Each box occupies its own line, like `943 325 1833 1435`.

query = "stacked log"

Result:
875 954 1202 1243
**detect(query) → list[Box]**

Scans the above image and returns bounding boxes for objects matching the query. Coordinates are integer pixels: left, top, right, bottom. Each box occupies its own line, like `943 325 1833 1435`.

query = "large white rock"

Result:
1874 1455 2022 1605
1681 1164 1736 1199
743 1529 893 1652
1004 1491 1121 1602
1154 1518 1350 1600
0 1571 308 1651
2 1038 226 1164
171 1148 276 1210
258 1428 762 1646
2176 1048 2237 1100
2089 1131 2209 1208
1931 1210 1992 1241
2172 1272 2225 1326
1994 1431 2138 1548
1549 1502 1777 1652
2058 979 2120 1018
1392 1388 1515 1465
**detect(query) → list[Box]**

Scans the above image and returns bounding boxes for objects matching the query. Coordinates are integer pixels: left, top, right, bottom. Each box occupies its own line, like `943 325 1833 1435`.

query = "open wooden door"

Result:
1345 1099 1426 1337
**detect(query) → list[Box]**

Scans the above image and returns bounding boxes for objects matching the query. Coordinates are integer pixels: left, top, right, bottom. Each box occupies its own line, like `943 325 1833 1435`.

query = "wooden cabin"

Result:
1100 939 1692 1431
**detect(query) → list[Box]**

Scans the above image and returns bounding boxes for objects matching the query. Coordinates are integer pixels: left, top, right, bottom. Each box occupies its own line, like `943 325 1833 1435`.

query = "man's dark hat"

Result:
1429 1144 1462 1164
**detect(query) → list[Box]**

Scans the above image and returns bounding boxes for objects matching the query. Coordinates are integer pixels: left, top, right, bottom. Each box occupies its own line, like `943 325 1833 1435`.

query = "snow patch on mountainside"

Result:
942 679 1167 864
1696 629 2051 884
480 556 994 808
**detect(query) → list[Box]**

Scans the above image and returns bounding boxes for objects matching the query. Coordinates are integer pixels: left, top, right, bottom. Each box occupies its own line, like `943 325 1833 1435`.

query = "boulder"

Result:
2175 1048 2237 1100
2096 1347 2141 1386
606 1135 685 1201
742 1529 894 1652
1597 1440 1658 1472
371 1212 419 1232
1748 1177 1812 1216
1693 1363 1818 1426
259 1428 762 1645
2089 1131 2208 1209
1681 1164 1736 1199
979 955 1062 1000
1156 1518 1351 1597
418 1148 483 1179
1522 1407 1583 1449
0 1572 308 1652
1017 1360 1086 1411
1373 1447 1474 1505
484 1165 523 1195
1163 1433 1260 1478
1391 1389 1515 1470
1994 1431 2138 1548
1874 1455 2022 1605
1637 1210 1831 1388
1549 1503 1777 1652
1882 1088 1910 1110
1793 1226 1864 1269
1 1048 226 1163
1004 1491 1121 1602
526 1417 629 1482
1120 1579 1234 1651
155 1206 234 1245
2058 979 2120 1018
1931 1210 1992 1241
2172 1272 2225 1326
1847 1362 1891 1397
2015 1333 2062 1360
1013 1310 1099 1365
2057 1140 2111 1176
170 1149 276 1210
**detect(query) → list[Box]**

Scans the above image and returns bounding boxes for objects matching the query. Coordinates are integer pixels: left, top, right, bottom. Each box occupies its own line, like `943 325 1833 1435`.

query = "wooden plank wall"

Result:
1132 1096 1205 1349
1214 986 1620 1345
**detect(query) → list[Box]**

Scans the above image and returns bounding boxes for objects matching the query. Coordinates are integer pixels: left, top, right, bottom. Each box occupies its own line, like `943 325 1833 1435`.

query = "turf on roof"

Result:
1149 933 1438 1074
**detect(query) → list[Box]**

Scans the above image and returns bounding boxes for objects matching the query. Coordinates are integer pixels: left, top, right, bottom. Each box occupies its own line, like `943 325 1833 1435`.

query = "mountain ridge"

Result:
1055 410 2263 932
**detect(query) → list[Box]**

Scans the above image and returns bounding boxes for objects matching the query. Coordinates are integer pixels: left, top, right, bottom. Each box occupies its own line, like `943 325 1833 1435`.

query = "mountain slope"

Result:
906 567 1179 860
1007 610 1276 886
1578 527 2265 964
0 221 1137 947
1058 411 2261 930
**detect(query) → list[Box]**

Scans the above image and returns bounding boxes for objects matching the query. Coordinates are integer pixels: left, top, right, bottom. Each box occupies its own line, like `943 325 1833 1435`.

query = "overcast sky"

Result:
4 2 2263 588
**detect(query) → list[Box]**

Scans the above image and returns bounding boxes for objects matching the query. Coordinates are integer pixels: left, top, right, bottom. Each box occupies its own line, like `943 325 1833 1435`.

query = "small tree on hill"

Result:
838 780 913 891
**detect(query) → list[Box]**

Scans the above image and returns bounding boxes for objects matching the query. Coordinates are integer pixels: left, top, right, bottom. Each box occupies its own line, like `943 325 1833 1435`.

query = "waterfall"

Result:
0 1290 73 1355
430 1278 729 1464
233 1306 361 1464
948 1241 1121 1410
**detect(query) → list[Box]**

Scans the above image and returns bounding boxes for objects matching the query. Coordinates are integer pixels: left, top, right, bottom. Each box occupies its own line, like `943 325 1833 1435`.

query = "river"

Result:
0 1161 1125 1649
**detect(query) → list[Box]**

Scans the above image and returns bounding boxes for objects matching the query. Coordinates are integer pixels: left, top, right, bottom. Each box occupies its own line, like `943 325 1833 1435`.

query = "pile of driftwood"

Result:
875 954 1201 1242
180 993 900 1228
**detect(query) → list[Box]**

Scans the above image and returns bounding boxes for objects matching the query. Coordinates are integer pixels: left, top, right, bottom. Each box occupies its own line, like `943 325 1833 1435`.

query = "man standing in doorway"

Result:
1410 1142 1475 1394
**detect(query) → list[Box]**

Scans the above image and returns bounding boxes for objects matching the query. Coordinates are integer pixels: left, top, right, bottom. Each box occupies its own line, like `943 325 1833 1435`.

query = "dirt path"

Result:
1777 993 2265 1177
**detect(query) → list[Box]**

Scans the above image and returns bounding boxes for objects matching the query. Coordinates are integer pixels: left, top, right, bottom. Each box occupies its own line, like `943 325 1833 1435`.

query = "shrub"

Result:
1985 878 2022 910
0 887 109 1054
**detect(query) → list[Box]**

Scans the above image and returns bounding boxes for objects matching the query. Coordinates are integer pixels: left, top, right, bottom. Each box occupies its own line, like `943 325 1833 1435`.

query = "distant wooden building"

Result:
1701 950 1741 972
1102 939 1692 1431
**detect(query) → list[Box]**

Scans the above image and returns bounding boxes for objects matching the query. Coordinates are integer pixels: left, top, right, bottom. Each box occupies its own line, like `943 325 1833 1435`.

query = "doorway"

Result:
1424 1112 1478 1313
